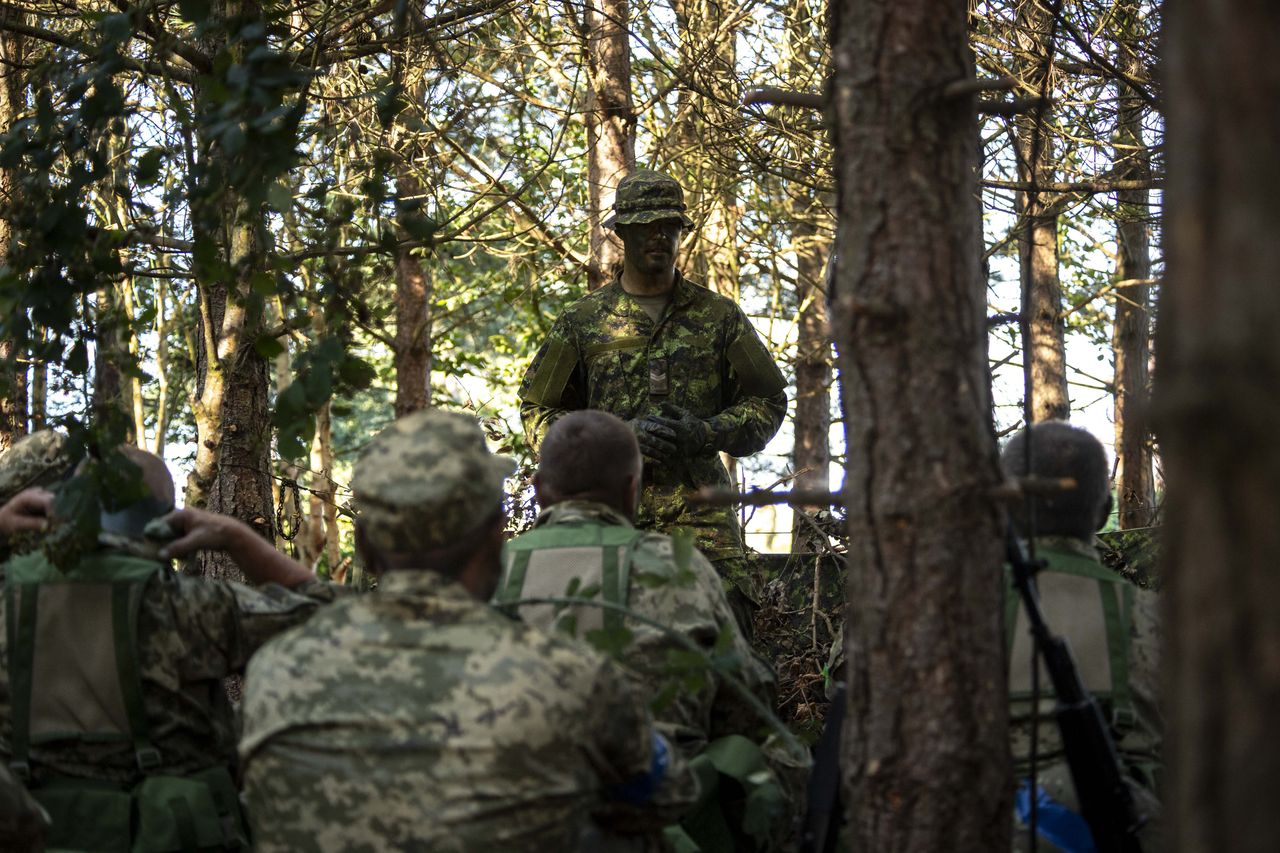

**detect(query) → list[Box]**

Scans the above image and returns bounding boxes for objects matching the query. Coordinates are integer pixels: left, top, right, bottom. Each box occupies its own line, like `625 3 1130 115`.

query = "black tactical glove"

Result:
651 402 715 456
629 416 678 463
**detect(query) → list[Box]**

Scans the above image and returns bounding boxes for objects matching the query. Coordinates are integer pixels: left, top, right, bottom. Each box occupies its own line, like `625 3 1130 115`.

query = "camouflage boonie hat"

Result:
604 169 695 230
352 410 514 554
0 430 70 503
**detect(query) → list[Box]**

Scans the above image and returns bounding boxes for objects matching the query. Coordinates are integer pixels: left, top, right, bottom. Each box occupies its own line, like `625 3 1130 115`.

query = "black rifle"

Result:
799 682 846 853
1006 527 1145 853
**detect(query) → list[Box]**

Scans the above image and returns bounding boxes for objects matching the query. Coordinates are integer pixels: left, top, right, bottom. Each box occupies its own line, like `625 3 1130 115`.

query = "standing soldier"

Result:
519 169 788 631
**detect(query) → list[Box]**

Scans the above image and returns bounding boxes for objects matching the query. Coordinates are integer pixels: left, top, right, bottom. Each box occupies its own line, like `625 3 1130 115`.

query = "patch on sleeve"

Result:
727 330 786 397
521 337 579 406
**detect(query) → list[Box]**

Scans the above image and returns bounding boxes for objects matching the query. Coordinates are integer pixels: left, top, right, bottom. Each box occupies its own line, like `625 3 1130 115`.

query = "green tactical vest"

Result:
496 523 648 637
4 550 248 852
1004 544 1137 770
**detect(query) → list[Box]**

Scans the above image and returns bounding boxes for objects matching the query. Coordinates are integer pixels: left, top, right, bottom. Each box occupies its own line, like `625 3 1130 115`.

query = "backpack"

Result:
4 550 248 852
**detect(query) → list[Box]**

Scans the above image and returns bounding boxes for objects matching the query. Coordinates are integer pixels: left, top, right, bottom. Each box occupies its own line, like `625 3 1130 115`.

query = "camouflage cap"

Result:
604 169 695 230
0 430 70 504
352 410 514 554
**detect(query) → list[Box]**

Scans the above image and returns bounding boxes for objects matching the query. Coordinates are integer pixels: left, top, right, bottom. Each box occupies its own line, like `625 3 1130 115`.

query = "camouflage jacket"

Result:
518 273 787 563
1005 536 1162 790
240 568 695 852
497 500 777 756
0 548 341 785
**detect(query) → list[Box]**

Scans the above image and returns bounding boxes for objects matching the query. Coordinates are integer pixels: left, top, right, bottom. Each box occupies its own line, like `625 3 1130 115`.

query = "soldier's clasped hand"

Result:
652 403 713 456
630 416 679 462
0 487 54 540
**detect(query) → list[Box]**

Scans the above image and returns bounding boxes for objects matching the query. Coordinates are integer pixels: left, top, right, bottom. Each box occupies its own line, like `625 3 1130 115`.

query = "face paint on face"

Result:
618 219 683 276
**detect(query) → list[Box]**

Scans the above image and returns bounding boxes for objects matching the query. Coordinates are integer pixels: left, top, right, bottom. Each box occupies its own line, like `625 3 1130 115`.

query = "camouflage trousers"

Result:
712 557 759 642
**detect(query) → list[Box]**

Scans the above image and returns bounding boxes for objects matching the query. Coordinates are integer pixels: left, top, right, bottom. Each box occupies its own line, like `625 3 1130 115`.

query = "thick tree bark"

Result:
1157 1 1280 851
831 0 1011 848
188 0 275 581
0 27 26 449
1014 0 1069 422
583 0 635 291
1111 0 1155 529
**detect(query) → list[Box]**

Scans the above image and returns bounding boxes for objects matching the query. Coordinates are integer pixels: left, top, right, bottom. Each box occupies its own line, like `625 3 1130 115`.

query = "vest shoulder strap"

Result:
499 523 646 634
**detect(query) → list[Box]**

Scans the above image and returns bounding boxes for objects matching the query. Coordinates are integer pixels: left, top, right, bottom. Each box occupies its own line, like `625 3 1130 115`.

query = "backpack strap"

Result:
1097 579 1135 732
112 580 161 771
7 581 38 780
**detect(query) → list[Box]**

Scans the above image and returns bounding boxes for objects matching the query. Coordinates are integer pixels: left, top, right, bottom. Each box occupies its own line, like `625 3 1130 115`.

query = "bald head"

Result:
1001 421 1111 541
535 411 642 516
119 446 176 508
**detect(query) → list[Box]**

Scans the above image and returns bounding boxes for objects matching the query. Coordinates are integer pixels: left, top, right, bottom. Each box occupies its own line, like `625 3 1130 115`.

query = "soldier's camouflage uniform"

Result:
518 272 787 602
0 552 341 784
497 499 777 755
240 409 695 851
1007 535 1162 853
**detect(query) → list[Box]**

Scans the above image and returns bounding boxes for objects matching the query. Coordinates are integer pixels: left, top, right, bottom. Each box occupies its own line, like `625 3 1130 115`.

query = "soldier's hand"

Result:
156 506 247 560
0 488 54 540
630 416 678 463
652 402 713 455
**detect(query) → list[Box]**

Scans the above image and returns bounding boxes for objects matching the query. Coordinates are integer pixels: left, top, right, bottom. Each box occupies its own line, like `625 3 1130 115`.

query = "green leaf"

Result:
177 0 211 24
266 181 293 213
254 335 285 359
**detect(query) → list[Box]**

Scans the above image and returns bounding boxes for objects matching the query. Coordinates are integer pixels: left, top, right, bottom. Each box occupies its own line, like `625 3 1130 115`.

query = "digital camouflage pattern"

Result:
1007 536 1162 852
241 569 695 852
519 272 787 597
499 500 777 755
352 408 515 554
604 169 695 230
0 430 69 504
0 548 342 784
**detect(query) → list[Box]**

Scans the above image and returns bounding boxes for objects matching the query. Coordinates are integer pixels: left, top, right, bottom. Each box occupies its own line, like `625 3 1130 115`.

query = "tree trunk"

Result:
394 163 433 416
0 27 26 449
92 284 134 442
791 204 831 547
583 0 635 291
1014 0 1069 423
831 0 1011 848
188 0 275 580
1157 1 1280 851
1110 0 1155 530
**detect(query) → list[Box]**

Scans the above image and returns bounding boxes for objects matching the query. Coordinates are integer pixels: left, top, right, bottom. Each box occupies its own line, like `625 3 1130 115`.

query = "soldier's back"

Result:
242 568 671 852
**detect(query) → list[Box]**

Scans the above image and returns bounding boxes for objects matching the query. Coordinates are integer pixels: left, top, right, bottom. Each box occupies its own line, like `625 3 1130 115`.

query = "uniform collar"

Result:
377 568 474 601
533 499 635 529
609 269 700 312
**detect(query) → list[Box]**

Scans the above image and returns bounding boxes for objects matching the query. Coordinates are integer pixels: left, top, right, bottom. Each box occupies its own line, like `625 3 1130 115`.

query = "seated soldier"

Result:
495 410 803 851
0 445 342 852
1001 422 1161 853
239 409 694 851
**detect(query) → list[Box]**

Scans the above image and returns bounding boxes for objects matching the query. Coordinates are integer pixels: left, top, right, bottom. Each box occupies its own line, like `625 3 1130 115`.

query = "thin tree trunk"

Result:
583 0 635 291
791 205 831 547
831 0 1011 847
1158 1 1280 850
1111 0 1155 529
1014 0 1069 422
394 168 433 416
152 280 171 457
